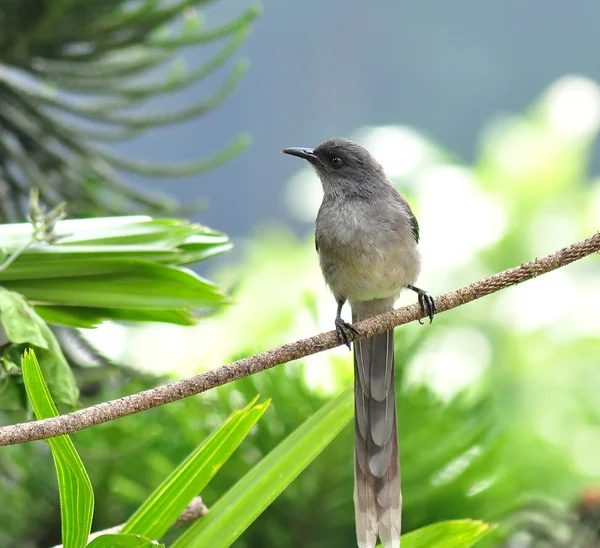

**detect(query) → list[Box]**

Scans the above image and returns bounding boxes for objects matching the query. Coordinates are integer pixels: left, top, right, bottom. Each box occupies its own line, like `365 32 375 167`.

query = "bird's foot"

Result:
335 317 359 350
407 284 436 324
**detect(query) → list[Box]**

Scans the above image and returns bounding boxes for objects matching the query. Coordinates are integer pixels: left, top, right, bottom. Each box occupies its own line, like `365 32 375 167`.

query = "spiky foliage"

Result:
0 0 259 221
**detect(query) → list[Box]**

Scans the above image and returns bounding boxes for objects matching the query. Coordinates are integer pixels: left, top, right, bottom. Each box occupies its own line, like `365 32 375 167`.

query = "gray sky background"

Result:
112 1 600 238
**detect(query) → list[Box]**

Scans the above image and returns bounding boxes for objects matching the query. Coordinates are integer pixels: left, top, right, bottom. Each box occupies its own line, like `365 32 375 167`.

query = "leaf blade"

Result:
400 520 497 548
21 349 94 548
121 397 270 540
35 305 197 328
171 386 353 548
0 291 78 406
1 263 229 309
86 533 163 548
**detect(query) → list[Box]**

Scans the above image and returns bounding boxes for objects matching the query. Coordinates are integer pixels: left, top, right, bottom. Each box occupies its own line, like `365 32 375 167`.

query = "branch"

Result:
51 496 208 548
0 233 598 446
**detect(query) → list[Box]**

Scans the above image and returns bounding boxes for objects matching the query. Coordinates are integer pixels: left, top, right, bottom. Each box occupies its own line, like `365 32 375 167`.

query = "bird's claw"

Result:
416 290 436 324
335 317 359 350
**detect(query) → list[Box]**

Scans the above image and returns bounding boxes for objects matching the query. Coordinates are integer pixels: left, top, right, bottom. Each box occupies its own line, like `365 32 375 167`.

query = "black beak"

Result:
281 147 317 162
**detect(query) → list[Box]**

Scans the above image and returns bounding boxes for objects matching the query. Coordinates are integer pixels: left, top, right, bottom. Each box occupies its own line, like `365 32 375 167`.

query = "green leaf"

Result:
86 534 163 548
21 349 93 548
172 386 353 548
35 305 197 329
0 290 78 406
0 357 26 410
0 217 231 279
1 263 228 309
0 217 231 328
121 396 270 540
400 520 497 548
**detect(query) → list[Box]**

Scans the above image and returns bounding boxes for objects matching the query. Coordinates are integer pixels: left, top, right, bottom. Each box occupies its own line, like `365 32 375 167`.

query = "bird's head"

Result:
282 138 387 195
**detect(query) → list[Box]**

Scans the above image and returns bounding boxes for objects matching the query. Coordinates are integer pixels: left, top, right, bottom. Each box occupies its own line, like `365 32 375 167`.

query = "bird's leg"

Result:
334 298 359 350
407 284 436 324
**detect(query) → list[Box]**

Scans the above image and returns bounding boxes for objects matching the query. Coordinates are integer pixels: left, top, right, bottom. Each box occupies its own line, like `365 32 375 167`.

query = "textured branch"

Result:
51 496 208 548
0 233 598 446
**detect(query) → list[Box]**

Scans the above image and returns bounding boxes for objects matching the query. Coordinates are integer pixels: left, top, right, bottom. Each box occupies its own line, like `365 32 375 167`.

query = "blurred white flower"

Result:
543 75 600 138
528 211 581 254
284 169 321 222
417 165 507 271
495 268 576 332
354 125 438 179
484 117 552 178
83 321 127 362
405 327 491 401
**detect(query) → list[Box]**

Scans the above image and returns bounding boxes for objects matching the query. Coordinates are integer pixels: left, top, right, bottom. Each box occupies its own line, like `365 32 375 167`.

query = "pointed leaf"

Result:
400 520 497 548
172 386 353 548
1 263 228 309
121 397 269 540
36 305 196 329
22 349 93 548
87 534 162 548
0 291 78 405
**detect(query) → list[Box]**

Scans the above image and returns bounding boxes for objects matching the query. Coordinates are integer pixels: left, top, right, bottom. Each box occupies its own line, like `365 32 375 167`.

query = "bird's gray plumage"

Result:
283 138 433 548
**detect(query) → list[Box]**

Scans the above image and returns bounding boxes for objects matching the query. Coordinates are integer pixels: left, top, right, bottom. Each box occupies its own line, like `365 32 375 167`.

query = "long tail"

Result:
353 316 401 548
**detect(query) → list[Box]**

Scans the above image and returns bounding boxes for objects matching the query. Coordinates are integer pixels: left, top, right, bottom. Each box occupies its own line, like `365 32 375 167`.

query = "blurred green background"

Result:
0 1 599 547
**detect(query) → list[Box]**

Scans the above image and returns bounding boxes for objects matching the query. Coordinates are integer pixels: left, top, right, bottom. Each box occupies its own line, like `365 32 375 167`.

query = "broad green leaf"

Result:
36 305 197 329
0 256 180 281
172 241 232 265
0 216 231 329
1 263 228 309
172 386 353 548
0 216 183 245
64 228 228 249
0 215 148 239
86 534 163 548
0 216 228 266
121 396 270 540
22 349 93 548
0 245 229 279
399 520 497 548
0 290 78 405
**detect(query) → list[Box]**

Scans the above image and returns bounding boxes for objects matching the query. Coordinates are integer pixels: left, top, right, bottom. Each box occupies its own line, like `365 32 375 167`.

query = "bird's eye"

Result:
331 157 343 168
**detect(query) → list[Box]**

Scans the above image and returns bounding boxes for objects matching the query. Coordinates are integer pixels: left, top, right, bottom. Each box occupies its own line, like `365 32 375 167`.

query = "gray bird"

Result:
282 138 435 548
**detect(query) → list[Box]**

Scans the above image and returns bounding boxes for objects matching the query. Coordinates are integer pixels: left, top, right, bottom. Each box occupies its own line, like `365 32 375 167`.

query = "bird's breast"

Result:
316 200 421 303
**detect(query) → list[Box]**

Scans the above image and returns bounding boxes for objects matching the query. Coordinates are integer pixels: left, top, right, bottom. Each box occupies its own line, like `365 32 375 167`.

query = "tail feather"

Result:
354 443 378 548
353 326 401 548
376 426 401 548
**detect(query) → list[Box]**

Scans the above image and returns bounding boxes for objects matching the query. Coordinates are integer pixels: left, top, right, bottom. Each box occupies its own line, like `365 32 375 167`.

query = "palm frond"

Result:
0 0 260 221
